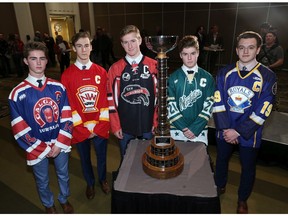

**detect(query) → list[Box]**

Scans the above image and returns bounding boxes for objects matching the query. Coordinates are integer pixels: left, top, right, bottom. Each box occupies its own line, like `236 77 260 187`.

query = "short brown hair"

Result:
23 41 48 59
237 31 262 48
178 35 199 53
71 31 91 46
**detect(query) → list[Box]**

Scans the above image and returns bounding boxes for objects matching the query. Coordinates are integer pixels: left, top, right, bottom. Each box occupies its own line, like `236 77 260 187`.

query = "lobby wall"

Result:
91 2 288 65
1 2 288 67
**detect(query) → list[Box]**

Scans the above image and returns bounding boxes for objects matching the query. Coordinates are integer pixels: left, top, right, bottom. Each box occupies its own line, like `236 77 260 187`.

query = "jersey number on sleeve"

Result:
260 101 273 117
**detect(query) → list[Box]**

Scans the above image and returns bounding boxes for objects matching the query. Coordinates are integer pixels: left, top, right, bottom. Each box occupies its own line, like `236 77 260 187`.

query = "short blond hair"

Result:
119 25 141 41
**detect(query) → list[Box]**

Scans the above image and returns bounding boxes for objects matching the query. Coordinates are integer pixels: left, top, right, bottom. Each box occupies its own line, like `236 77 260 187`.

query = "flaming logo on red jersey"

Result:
76 85 100 113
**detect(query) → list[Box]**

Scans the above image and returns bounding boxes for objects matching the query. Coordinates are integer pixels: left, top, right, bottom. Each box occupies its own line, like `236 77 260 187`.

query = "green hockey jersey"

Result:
167 66 215 145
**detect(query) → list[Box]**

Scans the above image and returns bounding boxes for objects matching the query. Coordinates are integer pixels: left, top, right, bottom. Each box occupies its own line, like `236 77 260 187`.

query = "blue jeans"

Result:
32 151 70 208
215 138 259 201
76 136 108 186
119 132 153 158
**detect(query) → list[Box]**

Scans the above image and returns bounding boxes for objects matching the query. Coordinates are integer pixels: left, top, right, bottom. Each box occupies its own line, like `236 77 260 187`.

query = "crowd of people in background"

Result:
0 22 284 79
0 33 24 78
0 26 117 78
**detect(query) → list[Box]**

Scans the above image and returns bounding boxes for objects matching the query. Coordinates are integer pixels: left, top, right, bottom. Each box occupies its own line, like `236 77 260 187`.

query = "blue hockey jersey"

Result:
8 76 73 165
213 62 277 148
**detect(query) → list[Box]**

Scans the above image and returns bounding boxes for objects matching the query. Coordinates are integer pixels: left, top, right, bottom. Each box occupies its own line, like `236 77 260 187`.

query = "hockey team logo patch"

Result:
179 89 202 111
227 86 254 113
34 97 59 127
77 85 99 113
121 84 150 106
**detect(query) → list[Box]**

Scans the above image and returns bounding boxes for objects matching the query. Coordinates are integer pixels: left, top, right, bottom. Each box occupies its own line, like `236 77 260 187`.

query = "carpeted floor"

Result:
0 181 42 213
1 113 288 213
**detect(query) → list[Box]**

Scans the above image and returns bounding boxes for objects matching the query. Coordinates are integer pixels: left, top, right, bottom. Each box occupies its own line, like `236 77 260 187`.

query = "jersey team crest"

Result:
33 97 60 127
227 86 254 113
76 85 100 113
121 84 150 106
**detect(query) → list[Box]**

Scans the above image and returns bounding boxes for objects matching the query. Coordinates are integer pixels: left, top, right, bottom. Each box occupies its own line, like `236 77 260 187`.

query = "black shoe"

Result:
237 201 248 214
86 185 95 200
217 187 226 196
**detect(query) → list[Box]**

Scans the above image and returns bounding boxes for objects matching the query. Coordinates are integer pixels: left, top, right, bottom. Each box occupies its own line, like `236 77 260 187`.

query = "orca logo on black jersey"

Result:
121 84 150 106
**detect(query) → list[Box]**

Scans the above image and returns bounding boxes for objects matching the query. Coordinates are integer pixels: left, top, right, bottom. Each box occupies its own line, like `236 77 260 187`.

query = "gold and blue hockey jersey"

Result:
213 62 277 148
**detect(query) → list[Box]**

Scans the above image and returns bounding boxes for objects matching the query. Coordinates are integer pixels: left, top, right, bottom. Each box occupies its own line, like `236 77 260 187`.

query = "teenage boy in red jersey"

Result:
61 31 110 200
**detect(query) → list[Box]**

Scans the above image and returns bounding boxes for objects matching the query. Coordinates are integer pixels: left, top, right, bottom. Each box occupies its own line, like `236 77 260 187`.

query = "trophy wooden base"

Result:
142 136 184 179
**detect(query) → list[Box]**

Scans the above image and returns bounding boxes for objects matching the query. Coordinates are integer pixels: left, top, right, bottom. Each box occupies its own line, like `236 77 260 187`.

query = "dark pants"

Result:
60 53 70 73
0 55 11 77
215 138 259 201
12 53 24 77
76 136 108 187
48 50 56 67
209 52 218 73
101 50 111 69
119 132 153 159
90 50 100 64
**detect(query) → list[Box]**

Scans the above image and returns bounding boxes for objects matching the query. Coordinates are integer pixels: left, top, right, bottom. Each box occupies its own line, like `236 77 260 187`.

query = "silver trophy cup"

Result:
145 35 178 140
142 35 184 179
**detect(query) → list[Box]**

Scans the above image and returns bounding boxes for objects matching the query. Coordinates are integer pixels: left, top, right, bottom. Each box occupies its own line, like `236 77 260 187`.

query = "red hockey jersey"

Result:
61 63 110 143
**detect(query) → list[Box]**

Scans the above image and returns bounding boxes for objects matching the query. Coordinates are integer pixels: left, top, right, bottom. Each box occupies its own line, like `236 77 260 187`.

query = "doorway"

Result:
49 15 76 61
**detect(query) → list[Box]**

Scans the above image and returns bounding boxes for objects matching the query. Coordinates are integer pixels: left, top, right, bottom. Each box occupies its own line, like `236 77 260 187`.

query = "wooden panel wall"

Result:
92 2 288 65
79 3 90 32
0 3 18 38
1 2 288 67
29 3 49 35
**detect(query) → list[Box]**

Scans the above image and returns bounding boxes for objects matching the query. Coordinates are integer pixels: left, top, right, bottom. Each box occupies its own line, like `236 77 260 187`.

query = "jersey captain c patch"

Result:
227 86 254 113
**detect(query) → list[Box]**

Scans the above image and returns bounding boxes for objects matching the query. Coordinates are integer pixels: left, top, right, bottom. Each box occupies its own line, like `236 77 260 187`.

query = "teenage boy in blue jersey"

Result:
213 31 277 213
